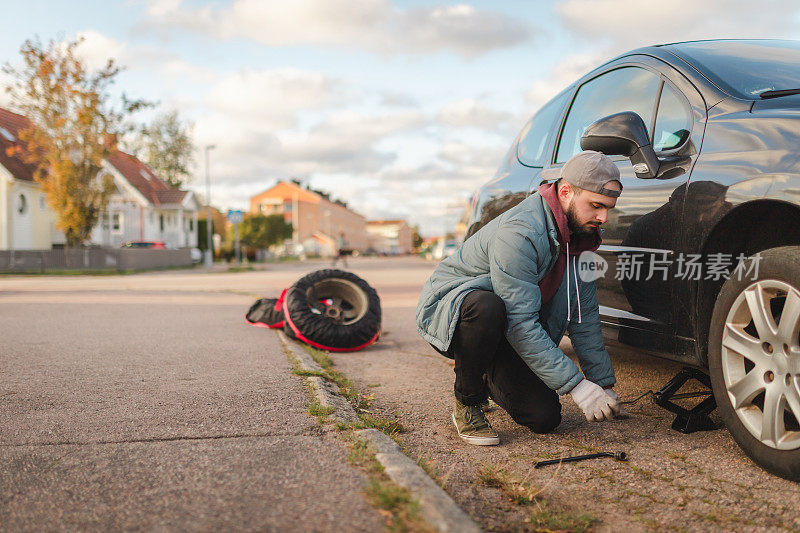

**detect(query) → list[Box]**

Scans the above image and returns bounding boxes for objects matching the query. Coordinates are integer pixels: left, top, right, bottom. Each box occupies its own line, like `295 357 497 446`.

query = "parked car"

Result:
121 241 166 249
189 247 202 264
465 39 800 480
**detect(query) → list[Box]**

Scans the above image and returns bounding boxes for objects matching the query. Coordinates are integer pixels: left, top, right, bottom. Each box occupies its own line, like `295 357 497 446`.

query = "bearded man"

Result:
416 150 624 445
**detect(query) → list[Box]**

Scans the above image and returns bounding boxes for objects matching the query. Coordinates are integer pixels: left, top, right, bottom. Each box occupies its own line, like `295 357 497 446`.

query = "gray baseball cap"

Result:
560 150 622 198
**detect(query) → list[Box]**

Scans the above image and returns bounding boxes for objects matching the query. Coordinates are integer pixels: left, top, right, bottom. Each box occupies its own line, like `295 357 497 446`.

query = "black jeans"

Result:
435 289 561 434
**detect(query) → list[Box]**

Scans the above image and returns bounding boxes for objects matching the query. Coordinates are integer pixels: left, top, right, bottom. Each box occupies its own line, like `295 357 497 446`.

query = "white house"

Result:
0 108 64 250
90 151 199 249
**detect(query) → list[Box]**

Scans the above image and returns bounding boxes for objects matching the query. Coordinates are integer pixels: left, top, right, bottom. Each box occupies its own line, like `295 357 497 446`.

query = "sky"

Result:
1 0 799 236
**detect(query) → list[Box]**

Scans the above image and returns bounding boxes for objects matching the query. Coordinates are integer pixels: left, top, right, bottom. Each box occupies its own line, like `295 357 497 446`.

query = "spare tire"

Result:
245 289 287 329
283 269 381 351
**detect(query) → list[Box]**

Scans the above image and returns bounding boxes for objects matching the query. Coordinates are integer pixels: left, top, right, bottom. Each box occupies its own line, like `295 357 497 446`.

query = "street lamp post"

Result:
204 144 216 267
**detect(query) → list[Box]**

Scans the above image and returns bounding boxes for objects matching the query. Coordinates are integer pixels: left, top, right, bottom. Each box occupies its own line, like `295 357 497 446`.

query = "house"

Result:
0 108 64 250
91 151 200 249
366 219 413 255
249 181 367 255
0 107 199 251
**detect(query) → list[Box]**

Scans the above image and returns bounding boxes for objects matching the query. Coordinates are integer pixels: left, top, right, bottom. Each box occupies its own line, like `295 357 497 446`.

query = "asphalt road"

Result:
0 263 384 532
3 256 800 531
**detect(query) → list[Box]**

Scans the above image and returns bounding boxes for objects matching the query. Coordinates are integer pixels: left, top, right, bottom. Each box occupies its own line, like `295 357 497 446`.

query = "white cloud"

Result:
203 69 345 131
525 51 604 109
437 99 515 131
557 0 800 54
143 0 532 57
74 30 128 71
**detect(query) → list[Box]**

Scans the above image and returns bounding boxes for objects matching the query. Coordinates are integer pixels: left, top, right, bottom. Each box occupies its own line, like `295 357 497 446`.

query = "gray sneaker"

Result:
452 398 499 446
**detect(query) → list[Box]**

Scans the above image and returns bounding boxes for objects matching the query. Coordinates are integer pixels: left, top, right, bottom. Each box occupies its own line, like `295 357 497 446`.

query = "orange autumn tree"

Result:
3 37 146 246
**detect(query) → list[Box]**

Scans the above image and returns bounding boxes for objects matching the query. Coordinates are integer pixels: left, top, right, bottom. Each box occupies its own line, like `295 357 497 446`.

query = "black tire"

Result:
246 297 284 328
708 246 800 481
282 269 381 351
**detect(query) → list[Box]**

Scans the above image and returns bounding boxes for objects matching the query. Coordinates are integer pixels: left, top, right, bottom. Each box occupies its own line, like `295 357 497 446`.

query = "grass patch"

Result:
478 463 596 531
308 399 335 418
347 438 385 475
299 344 405 433
303 344 333 369
527 508 596 532
291 369 328 378
226 265 255 273
477 463 541 505
343 435 434 533
414 454 440 483
284 339 432 531
358 413 404 435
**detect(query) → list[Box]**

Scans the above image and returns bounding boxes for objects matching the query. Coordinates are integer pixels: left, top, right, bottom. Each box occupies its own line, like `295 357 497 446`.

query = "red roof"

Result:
0 108 39 182
106 151 187 206
0 107 188 206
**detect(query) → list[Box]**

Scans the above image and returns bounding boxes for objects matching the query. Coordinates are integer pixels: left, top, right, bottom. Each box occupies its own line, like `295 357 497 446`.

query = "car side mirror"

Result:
580 112 660 179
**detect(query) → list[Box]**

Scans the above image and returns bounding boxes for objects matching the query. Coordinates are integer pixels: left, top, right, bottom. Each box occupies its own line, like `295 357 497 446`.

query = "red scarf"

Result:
537 182 601 304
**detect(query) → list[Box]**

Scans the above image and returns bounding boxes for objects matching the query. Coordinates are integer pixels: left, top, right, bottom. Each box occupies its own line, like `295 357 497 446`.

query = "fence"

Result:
0 248 193 273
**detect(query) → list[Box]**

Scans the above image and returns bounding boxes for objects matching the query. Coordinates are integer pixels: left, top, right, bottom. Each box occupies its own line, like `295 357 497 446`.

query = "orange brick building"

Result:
249 181 367 255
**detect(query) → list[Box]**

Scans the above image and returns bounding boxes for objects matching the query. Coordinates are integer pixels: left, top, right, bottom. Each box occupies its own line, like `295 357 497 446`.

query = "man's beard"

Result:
565 199 597 238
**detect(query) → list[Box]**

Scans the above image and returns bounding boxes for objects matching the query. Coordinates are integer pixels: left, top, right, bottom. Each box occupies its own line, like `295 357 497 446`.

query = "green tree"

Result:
3 37 147 246
411 225 423 250
239 214 293 250
136 109 194 188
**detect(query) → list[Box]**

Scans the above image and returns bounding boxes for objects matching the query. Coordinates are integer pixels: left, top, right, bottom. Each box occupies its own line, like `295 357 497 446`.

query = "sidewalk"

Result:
0 289 383 531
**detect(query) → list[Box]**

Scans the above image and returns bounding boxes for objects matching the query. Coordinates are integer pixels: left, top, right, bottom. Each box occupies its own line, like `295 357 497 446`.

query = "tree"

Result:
3 37 146 246
239 214 293 250
136 110 194 188
411 225 423 250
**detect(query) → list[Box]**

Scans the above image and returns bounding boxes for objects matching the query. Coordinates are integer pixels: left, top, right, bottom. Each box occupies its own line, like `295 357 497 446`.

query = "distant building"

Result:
249 180 366 256
366 219 412 255
92 152 200 249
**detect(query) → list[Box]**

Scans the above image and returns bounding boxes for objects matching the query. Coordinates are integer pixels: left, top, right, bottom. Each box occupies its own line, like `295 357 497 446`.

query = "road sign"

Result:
227 210 244 224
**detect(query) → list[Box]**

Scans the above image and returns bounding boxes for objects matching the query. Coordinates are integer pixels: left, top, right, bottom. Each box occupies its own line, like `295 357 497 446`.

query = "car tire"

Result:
282 269 381 351
708 246 800 481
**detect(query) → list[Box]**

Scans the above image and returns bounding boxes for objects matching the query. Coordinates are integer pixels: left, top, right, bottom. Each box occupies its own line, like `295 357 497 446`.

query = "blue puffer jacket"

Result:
416 192 615 395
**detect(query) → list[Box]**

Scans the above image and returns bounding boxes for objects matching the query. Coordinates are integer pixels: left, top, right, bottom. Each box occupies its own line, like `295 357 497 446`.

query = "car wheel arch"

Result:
694 199 800 365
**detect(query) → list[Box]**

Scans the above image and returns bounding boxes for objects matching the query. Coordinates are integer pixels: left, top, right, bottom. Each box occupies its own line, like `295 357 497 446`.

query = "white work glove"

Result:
569 379 620 422
603 387 630 419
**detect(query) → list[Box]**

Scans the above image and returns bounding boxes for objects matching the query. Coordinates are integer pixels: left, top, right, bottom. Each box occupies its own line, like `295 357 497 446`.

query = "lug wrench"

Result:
534 451 628 469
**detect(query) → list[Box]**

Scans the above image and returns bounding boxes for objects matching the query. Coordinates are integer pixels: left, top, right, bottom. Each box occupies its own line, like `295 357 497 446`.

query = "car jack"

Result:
653 367 718 434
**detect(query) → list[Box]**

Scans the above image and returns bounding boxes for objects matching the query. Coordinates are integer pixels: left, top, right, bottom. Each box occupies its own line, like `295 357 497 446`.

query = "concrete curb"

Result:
278 331 324 372
356 429 483 533
278 331 358 424
278 331 482 532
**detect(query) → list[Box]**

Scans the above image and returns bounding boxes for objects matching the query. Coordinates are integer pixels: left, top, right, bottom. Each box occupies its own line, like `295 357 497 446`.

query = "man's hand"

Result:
570 379 620 422
603 387 631 419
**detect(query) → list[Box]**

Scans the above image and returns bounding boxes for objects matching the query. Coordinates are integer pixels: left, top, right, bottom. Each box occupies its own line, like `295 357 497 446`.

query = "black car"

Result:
466 40 800 481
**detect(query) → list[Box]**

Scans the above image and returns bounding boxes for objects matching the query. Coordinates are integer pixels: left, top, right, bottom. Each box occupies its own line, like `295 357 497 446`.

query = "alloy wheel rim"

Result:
722 279 800 450
306 278 369 326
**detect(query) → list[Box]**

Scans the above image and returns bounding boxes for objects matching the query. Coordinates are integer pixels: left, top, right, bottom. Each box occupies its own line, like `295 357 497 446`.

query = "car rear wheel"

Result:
708 246 800 481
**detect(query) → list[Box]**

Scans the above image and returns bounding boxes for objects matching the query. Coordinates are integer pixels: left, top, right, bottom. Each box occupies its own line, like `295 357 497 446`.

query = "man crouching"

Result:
416 150 624 445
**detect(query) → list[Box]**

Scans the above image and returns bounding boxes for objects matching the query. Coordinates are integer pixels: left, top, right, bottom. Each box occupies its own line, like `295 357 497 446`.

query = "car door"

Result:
539 56 705 359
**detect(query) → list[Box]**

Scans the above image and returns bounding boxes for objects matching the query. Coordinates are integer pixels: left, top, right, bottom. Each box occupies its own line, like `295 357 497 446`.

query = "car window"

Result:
653 82 691 152
555 67 661 163
517 92 569 167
